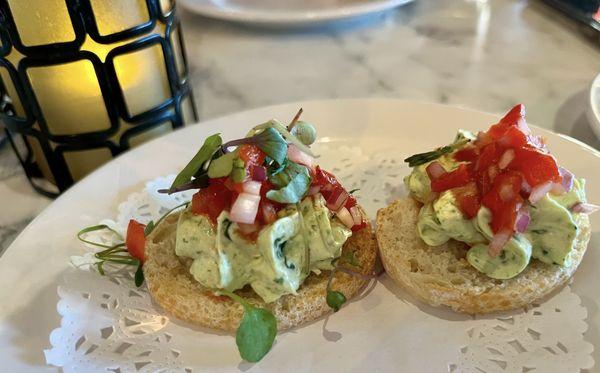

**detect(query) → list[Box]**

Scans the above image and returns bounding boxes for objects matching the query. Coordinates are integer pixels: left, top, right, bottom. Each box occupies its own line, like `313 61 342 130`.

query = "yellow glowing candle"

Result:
0 0 195 190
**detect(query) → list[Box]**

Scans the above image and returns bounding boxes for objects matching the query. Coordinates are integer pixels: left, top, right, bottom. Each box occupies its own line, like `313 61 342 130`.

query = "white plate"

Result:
0 99 599 371
588 72 600 140
178 0 414 27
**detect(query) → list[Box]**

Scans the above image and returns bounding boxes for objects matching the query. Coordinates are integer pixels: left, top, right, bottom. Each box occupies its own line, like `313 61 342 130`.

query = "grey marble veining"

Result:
0 0 599 254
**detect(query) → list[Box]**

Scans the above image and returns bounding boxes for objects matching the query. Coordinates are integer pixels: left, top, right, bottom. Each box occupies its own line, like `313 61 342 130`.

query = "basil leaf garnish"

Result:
266 165 311 204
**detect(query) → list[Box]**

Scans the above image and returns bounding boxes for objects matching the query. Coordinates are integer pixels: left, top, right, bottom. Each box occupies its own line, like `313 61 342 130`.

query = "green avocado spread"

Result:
406 131 587 280
175 194 352 303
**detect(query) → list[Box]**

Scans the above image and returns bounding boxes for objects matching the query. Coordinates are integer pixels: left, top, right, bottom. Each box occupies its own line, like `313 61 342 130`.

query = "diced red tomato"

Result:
507 147 561 187
481 171 523 234
238 144 266 166
451 182 480 219
351 220 367 232
313 166 341 188
258 200 278 225
454 146 478 162
426 104 566 246
499 104 525 126
475 143 501 172
496 126 528 148
191 182 233 224
312 166 364 229
222 177 245 194
430 163 472 192
126 219 146 263
345 195 358 209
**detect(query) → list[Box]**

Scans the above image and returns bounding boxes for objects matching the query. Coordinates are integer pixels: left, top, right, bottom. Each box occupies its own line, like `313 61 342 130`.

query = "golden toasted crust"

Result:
144 211 378 332
376 198 591 314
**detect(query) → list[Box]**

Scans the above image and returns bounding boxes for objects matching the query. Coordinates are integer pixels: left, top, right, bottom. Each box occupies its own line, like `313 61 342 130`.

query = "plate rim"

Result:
178 0 414 25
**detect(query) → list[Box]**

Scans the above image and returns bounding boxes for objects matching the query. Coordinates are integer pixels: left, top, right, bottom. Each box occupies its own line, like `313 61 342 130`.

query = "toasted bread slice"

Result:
376 197 590 314
144 211 378 331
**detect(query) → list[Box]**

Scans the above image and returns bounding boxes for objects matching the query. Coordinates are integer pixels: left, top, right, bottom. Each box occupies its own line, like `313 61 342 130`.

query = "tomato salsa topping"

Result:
425 104 562 239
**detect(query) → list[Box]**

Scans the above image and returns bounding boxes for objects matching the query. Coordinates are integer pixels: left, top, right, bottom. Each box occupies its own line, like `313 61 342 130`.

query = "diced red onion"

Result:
261 202 277 224
515 209 530 233
528 181 553 204
516 118 531 135
321 184 334 192
528 135 546 150
238 222 259 234
327 187 349 212
349 206 362 226
243 180 262 195
571 203 600 214
498 149 515 169
426 161 445 179
499 183 515 202
521 179 532 194
230 193 260 224
251 165 267 182
308 185 321 196
488 229 512 257
336 207 355 229
287 144 314 167
558 167 573 193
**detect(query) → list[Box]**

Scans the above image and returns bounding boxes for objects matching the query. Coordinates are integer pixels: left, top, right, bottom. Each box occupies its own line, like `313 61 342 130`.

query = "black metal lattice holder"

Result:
0 0 198 198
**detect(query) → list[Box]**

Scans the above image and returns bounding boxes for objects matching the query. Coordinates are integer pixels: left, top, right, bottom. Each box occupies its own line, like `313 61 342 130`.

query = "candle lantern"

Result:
0 0 197 197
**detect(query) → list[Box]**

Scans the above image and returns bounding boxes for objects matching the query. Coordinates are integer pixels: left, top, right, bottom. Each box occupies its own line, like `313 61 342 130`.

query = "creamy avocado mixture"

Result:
406 131 587 280
175 193 352 303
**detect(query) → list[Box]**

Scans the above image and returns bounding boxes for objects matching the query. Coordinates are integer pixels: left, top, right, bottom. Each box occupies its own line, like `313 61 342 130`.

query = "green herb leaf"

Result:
326 290 347 312
343 251 359 267
134 261 144 287
404 146 454 168
251 127 288 165
222 291 278 362
348 188 360 195
266 164 311 203
236 306 277 362
77 224 124 248
249 120 315 157
231 158 246 183
208 151 236 178
404 139 470 167
268 161 306 189
144 221 155 236
170 134 222 189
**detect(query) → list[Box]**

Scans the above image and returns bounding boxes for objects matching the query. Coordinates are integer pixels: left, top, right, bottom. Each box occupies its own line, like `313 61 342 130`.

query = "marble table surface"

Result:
1 0 599 255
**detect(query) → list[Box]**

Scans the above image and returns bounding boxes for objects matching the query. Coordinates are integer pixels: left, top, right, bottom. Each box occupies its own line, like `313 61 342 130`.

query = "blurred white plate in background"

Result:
588 73 600 140
179 0 414 26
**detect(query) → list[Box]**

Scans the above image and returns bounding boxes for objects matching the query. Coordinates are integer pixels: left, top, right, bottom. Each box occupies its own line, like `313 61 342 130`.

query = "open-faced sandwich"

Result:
376 104 597 314
79 110 378 362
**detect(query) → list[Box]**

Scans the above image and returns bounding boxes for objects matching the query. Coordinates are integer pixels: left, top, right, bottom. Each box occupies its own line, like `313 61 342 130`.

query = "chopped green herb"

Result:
326 290 347 312
208 151 237 178
343 251 359 267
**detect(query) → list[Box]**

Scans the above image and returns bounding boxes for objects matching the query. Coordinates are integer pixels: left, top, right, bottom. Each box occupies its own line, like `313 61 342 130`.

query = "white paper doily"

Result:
45 142 594 372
